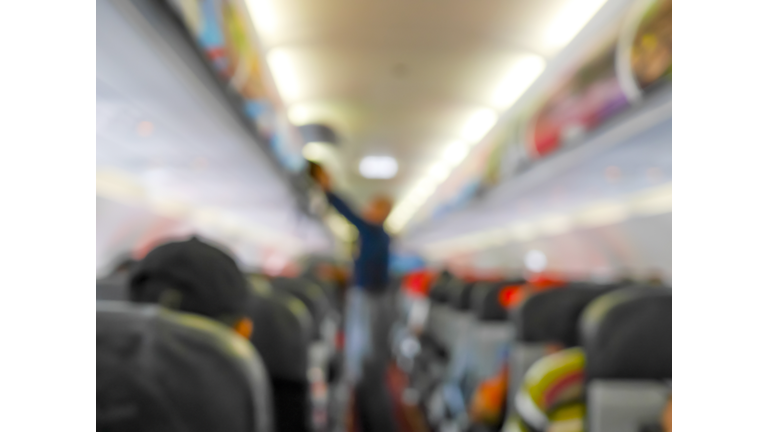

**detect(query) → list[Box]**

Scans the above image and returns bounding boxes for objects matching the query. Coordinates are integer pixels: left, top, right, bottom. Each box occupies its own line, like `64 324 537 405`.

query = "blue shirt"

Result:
326 192 390 291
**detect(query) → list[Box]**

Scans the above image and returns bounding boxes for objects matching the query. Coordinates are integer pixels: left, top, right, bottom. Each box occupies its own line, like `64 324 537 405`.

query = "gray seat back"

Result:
97 301 274 432
504 285 617 424
247 277 312 381
460 283 515 401
580 287 672 432
271 276 332 342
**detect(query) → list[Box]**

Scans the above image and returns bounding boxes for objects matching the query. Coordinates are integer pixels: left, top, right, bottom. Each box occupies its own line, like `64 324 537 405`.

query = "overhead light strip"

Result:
420 183 672 259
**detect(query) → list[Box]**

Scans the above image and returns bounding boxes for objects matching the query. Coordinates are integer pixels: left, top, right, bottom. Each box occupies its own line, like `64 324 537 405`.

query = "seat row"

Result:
97 248 344 432
393 273 671 432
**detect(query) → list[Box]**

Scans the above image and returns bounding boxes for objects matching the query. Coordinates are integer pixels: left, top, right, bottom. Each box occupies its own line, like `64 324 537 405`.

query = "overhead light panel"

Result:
545 0 609 49
244 0 279 39
443 141 470 166
359 156 398 179
266 48 302 103
461 108 498 142
491 55 546 110
428 163 451 183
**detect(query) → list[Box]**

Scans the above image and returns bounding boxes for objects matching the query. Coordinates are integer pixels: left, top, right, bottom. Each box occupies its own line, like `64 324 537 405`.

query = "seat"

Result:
431 281 517 431
457 283 517 414
270 276 333 341
580 287 672 432
436 278 476 352
96 273 129 301
246 277 313 432
96 301 274 432
504 283 620 426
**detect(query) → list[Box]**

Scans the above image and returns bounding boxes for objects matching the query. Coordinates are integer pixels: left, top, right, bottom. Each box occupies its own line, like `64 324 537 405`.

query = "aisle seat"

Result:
433 278 474 351
246 278 313 432
435 281 517 431
505 284 619 425
580 287 672 432
96 301 274 432
271 276 333 341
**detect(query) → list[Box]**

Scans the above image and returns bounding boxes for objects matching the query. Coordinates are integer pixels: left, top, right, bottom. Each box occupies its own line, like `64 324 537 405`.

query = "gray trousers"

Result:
335 288 397 432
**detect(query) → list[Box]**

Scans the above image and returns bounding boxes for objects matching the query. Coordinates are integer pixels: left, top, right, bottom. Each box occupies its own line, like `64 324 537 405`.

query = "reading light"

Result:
359 156 398 179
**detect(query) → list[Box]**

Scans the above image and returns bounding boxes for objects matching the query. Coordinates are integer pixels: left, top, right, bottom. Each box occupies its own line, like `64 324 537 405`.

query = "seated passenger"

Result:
128 236 253 339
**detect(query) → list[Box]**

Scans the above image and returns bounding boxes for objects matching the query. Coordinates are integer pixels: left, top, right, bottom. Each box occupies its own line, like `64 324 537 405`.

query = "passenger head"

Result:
363 194 393 225
129 237 253 339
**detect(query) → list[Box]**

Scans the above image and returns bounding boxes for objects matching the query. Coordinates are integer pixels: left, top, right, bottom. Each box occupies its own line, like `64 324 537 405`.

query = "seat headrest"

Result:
246 280 312 382
447 279 475 310
96 301 273 432
516 285 618 346
271 277 331 334
580 287 672 381
470 282 509 322
428 274 455 303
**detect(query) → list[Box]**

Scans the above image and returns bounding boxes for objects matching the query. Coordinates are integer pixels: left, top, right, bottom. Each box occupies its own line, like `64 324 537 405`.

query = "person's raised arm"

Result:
326 192 367 229
308 162 368 229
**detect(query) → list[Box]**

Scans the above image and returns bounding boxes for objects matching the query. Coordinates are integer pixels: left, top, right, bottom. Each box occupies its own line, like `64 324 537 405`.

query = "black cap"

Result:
129 237 248 324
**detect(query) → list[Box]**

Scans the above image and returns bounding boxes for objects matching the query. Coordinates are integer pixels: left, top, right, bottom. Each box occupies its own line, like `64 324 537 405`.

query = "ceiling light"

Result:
491 55 546 110
359 156 398 179
546 0 609 49
428 163 451 182
302 142 331 162
461 108 498 142
288 104 313 125
524 250 548 272
411 180 437 199
244 0 279 38
442 141 470 166
266 48 302 103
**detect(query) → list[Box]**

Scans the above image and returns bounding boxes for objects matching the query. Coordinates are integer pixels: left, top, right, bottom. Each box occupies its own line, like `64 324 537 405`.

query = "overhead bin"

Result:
96 0 333 275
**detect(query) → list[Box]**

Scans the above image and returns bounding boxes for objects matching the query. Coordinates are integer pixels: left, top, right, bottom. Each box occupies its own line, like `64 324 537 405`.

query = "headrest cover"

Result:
96 301 273 432
246 282 312 381
129 237 248 324
580 287 672 381
470 282 508 321
517 286 616 346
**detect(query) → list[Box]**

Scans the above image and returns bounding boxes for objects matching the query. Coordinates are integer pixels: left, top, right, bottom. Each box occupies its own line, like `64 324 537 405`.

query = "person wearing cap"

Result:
128 237 253 339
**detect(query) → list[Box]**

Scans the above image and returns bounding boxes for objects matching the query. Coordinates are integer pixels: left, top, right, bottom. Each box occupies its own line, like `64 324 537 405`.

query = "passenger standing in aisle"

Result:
310 163 397 432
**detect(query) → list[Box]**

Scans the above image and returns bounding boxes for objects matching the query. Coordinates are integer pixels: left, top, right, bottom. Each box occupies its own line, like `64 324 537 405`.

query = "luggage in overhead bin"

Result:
96 301 274 432
581 287 672 432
